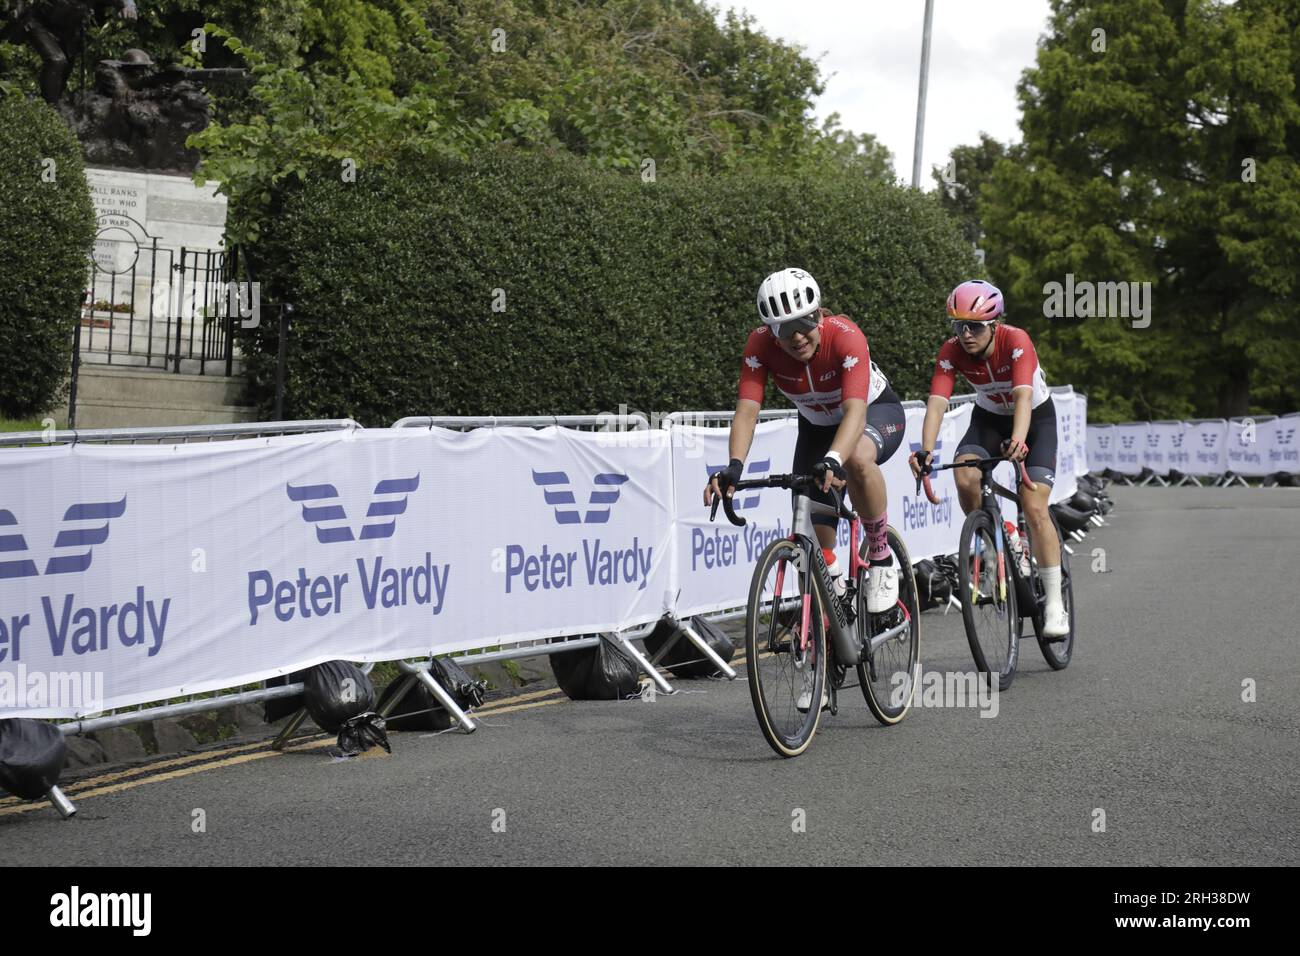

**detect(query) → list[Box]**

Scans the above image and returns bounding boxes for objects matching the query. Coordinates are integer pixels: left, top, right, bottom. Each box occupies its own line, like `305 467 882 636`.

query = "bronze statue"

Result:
74 47 245 170
6 0 139 105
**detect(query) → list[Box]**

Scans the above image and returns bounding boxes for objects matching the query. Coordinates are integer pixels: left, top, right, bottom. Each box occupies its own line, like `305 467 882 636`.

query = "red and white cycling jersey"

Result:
928 323 1050 415
738 314 887 426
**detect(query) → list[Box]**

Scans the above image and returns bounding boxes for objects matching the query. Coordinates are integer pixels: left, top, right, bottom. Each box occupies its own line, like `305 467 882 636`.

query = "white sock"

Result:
1039 564 1063 611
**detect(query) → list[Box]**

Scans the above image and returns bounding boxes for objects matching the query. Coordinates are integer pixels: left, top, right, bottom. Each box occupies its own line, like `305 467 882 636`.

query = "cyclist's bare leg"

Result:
953 453 983 514
1020 480 1060 569
844 433 886 517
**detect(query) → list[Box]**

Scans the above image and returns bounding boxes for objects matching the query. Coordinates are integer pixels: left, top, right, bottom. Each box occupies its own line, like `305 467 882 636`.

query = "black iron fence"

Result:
81 237 256 376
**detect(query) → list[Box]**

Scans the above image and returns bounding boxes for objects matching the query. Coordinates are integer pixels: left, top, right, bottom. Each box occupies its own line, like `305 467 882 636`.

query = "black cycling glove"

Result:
813 455 847 483
714 458 744 494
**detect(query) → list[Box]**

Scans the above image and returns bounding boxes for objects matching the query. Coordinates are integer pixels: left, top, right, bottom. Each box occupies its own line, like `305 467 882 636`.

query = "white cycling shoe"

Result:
1042 603 1070 639
796 675 829 713
866 564 899 613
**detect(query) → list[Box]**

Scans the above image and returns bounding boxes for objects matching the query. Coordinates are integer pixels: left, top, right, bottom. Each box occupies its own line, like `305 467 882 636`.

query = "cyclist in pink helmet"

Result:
909 279 1069 638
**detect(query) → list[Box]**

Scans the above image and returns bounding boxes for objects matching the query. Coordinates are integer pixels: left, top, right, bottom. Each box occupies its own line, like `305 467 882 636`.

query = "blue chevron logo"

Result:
0 497 127 579
531 470 630 524
287 475 420 543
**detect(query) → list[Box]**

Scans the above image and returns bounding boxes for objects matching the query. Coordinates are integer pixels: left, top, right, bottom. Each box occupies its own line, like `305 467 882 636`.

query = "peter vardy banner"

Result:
670 405 970 619
0 427 673 717
2 394 1093 716
1085 415 1298 478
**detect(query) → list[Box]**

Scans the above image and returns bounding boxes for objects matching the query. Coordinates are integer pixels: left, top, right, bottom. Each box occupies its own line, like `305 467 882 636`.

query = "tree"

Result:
977 0 1300 421
932 133 1016 247
177 1 893 240
0 93 96 417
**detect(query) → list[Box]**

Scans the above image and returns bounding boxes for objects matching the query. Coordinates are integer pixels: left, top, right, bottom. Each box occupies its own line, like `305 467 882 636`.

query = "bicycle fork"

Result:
972 508 1009 606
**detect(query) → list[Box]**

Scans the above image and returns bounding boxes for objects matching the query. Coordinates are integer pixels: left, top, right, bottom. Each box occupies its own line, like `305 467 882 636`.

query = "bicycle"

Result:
914 451 1075 692
711 474 921 758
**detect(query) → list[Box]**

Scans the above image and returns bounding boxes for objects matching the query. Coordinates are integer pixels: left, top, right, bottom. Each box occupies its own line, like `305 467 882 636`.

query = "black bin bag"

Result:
301 661 375 732
643 616 735 679
549 635 641 700
913 559 951 610
377 657 488 731
0 719 66 800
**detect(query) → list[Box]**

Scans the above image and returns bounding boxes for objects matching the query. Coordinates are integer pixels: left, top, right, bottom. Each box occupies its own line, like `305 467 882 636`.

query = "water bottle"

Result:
1004 521 1030 576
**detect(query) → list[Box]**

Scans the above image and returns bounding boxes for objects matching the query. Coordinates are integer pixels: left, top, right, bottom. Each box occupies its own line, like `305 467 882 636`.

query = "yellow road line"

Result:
0 739 288 807
471 697 568 718
3 670 750 815
0 737 331 817
0 688 564 807
476 687 565 711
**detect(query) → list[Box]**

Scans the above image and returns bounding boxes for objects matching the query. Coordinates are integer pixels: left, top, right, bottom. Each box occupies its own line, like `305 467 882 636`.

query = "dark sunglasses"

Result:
775 317 819 340
951 319 994 337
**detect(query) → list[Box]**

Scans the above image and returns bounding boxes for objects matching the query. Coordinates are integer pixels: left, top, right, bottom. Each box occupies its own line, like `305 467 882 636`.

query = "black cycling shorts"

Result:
955 401 1058 487
792 384 906 527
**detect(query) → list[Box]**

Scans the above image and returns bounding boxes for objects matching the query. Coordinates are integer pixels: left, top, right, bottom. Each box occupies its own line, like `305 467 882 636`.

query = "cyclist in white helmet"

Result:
705 267 907 617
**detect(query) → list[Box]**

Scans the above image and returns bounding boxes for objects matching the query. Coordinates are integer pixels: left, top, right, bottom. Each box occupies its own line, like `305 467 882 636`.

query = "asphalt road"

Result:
3 487 1297 865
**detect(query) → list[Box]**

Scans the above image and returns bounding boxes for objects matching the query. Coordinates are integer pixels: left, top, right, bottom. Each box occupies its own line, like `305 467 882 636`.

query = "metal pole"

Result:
48 785 77 819
174 249 186 373
398 661 477 733
678 622 738 679
274 303 291 420
225 247 237 377
69 292 85 430
911 0 936 188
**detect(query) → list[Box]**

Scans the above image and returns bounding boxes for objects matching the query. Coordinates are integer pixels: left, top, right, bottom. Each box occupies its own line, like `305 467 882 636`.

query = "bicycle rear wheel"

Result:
1032 511 1075 669
858 527 921 724
745 536 828 758
958 508 1019 691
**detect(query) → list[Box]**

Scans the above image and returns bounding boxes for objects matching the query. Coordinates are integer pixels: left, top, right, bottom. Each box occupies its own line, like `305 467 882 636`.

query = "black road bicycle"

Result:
711 474 921 758
915 451 1075 691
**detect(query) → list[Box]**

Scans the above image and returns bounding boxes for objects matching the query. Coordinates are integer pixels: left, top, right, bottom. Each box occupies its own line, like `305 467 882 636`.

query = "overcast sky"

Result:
716 0 1054 188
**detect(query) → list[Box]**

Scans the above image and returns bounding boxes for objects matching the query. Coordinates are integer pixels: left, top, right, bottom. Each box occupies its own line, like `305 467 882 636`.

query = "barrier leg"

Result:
376 672 420 719
609 633 674 695
679 621 738 680
270 707 310 751
646 622 684 666
399 661 477 733
47 786 76 819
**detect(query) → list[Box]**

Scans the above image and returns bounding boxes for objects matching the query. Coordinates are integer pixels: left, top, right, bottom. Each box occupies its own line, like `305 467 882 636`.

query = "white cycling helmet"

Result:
756 268 822 335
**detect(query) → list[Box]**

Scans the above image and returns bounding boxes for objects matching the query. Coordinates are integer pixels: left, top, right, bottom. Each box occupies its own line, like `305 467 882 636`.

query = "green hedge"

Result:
241 148 977 423
0 94 96 418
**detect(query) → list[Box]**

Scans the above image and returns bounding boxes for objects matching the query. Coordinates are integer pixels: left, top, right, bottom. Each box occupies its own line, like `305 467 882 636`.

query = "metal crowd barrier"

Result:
0 419 361 448
0 420 364 745
382 413 739 737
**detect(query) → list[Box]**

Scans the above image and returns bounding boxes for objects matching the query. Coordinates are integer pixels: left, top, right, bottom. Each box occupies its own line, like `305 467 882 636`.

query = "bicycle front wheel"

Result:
958 509 1019 692
858 526 921 725
745 536 828 758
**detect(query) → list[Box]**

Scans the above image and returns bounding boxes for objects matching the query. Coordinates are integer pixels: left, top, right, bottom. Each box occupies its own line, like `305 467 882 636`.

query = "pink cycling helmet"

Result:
946 279 1004 321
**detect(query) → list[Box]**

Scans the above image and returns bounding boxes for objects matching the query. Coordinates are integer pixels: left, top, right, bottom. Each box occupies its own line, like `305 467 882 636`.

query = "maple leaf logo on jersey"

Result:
842 355 859 371
939 359 953 371
745 356 761 370
1012 348 1024 361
